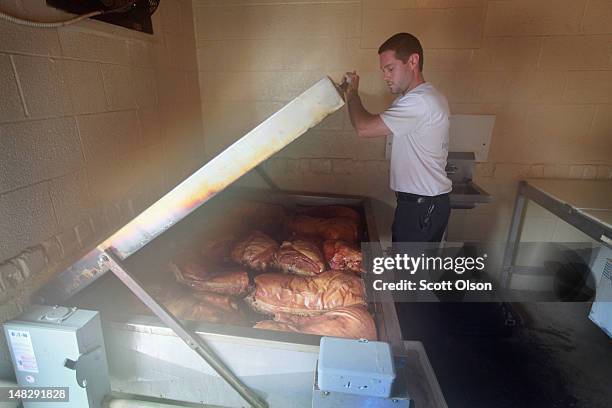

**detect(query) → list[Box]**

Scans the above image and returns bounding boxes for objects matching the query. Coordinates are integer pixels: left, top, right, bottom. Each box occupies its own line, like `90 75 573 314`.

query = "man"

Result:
343 32 452 244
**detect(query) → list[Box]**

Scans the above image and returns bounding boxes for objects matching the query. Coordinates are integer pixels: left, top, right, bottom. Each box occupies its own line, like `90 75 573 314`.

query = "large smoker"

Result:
27 78 440 407
53 188 404 407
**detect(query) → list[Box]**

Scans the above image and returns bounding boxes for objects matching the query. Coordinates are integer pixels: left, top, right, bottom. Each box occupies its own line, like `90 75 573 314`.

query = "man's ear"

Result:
409 53 419 70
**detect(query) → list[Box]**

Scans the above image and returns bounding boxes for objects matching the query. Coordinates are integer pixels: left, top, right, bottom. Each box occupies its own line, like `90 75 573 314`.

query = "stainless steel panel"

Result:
450 181 492 209
104 319 320 407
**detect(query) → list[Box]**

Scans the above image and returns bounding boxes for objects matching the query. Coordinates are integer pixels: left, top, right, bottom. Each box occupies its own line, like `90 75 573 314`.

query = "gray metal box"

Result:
318 337 396 398
589 247 612 338
3 305 110 408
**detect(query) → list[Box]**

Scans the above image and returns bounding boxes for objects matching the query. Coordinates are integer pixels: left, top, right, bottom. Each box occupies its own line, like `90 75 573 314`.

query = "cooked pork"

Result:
230 230 279 271
274 239 326 276
128 285 246 325
164 292 246 325
286 215 359 243
170 254 250 296
246 270 365 315
201 235 236 264
323 240 363 273
297 205 361 224
192 291 243 314
254 305 376 340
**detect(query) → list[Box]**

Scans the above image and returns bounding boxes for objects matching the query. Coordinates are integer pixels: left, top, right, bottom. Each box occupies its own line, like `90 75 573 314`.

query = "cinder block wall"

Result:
1 0 610 378
193 0 612 244
0 0 203 376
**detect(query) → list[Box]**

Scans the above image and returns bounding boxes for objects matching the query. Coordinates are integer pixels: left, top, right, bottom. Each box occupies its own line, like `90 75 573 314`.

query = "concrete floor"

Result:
398 302 612 408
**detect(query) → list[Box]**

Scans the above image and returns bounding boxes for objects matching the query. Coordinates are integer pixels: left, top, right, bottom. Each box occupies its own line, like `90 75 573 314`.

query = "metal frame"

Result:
99 249 268 408
362 198 404 354
501 180 612 288
254 165 280 191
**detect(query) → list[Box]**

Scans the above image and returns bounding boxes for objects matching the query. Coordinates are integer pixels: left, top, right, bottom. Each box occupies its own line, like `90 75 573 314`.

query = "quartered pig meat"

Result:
246 270 365 315
285 215 359 243
164 292 246 325
170 252 250 296
323 240 363 273
274 239 326 276
230 230 279 271
254 305 376 340
128 284 247 325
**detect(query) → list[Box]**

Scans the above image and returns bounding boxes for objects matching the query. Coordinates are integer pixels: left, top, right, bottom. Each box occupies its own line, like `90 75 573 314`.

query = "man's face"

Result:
379 50 413 95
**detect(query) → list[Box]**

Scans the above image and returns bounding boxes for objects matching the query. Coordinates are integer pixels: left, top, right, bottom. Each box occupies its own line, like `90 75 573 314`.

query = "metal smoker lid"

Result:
37 77 345 304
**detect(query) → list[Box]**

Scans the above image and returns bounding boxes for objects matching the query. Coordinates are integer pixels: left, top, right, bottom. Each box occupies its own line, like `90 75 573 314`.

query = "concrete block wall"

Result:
0 0 203 375
0 0 610 374
193 0 612 245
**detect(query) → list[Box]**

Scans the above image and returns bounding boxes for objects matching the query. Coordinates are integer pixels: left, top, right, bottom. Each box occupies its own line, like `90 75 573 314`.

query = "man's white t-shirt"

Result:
380 82 452 196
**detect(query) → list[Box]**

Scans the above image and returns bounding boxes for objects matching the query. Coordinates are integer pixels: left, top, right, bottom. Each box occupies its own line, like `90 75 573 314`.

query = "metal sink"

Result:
445 152 491 209
450 181 491 209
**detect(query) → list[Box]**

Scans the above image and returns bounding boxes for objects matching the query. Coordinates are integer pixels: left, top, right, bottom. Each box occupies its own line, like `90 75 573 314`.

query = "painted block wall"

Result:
1 0 611 378
192 0 612 246
0 0 204 376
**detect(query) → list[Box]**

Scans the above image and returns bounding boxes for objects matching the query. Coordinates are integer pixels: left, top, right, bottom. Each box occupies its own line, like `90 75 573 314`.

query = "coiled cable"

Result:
0 9 103 28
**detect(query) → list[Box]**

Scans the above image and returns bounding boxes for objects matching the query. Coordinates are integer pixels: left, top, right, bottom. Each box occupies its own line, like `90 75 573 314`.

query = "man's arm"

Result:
344 71 392 138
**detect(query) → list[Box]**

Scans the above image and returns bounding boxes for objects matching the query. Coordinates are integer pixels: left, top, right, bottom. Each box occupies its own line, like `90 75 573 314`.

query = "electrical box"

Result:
317 337 396 398
589 246 612 338
3 305 110 408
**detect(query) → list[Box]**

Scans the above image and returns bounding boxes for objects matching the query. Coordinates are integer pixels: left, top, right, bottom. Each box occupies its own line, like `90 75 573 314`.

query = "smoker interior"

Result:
62 187 401 349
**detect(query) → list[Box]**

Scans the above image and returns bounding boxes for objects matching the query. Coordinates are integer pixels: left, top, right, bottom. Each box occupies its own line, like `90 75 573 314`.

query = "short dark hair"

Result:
378 33 424 72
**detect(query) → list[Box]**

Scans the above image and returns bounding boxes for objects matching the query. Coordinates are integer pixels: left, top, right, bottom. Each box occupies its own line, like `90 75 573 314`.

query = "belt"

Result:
394 191 449 203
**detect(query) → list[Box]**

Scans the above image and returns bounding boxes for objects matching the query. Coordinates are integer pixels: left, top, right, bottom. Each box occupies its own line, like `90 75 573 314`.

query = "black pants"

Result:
391 191 451 243
391 191 451 339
